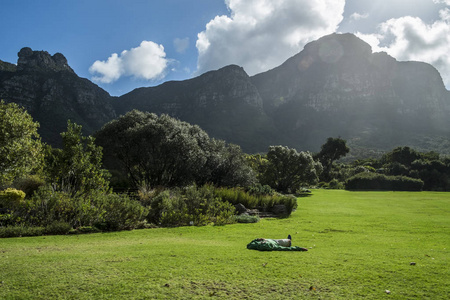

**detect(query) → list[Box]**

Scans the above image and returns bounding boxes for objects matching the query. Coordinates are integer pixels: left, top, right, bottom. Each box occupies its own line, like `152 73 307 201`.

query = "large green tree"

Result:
261 145 322 193
95 110 255 189
45 121 109 196
316 137 350 181
0 100 43 186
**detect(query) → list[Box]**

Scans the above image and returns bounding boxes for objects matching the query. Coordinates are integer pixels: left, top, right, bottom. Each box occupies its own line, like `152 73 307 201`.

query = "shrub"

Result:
91 193 148 231
345 173 424 191
0 225 45 238
45 221 72 235
148 185 236 227
328 179 344 190
12 175 46 198
0 188 26 209
234 214 260 223
214 187 298 216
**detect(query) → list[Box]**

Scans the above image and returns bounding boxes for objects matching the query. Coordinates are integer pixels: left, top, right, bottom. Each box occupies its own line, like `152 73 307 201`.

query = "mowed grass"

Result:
0 190 449 299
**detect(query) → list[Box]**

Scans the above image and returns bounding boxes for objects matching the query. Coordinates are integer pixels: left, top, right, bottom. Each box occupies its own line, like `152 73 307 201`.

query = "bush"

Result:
0 225 45 238
45 221 72 235
91 192 148 231
345 173 424 191
234 214 260 223
147 185 236 227
328 179 344 190
214 187 298 216
0 188 26 209
12 175 46 198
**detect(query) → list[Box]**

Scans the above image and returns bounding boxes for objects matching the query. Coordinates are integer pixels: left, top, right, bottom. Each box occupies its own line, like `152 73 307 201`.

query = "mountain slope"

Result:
251 33 450 155
0 48 116 145
114 65 276 152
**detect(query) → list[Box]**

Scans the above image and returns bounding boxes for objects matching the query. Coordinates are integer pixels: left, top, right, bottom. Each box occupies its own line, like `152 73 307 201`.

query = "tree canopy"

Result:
44 120 110 196
0 100 43 185
261 145 322 193
95 110 255 189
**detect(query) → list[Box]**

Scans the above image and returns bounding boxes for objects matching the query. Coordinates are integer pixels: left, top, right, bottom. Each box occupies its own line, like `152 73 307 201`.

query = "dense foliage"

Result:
346 146 450 191
0 101 43 186
95 110 256 190
259 145 322 193
345 173 424 191
44 121 110 196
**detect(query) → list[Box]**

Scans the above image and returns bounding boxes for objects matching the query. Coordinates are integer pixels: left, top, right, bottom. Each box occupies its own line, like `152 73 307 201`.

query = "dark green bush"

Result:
45 221 72 235
0 225 45 238
91 192 148 231
12 175 46 198
345 173 424 191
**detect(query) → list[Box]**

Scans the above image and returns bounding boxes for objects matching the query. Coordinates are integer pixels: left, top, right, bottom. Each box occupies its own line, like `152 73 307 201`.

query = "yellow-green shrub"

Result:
0 188 26 209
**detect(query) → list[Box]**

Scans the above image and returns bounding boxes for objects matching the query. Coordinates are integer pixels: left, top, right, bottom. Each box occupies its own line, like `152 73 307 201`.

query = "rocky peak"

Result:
17 47 75 73
0 60 17 72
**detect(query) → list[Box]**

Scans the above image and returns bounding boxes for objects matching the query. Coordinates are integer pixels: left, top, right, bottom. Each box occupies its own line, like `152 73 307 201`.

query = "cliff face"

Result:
251 33 450 154
115 65 275 152
0 48 115 145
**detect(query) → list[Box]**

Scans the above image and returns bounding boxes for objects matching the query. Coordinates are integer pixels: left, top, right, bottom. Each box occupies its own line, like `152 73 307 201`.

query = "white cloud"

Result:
356 8 450 88
174 37 189 54
196 0 345 76
433 0 450 5
350 12 369 21
89 41 168 84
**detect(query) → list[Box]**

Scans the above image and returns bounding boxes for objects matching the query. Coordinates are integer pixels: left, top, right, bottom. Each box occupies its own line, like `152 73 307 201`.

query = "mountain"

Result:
113 65 276 152
0 47 115 145
1 33 450 156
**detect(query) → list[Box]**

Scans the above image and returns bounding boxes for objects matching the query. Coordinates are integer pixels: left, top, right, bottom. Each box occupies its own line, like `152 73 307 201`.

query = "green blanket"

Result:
246 239 308 251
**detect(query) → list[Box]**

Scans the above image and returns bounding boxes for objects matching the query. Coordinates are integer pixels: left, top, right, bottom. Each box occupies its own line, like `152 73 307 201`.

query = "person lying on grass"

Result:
247 235 308 251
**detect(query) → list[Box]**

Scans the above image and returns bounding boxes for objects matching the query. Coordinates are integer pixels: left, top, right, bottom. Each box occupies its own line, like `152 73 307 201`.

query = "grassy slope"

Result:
0 190 449 299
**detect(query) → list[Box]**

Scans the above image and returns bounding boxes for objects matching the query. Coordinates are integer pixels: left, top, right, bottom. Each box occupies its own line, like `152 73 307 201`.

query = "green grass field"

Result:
1 190 449 299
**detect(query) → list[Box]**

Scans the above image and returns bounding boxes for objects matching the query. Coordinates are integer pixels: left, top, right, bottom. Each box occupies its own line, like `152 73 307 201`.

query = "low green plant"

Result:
0 225 45 238
45 220 72 235
234 214 260 223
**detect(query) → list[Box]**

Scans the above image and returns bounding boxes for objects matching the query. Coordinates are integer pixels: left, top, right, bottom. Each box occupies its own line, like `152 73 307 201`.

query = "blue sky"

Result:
1 0 449 96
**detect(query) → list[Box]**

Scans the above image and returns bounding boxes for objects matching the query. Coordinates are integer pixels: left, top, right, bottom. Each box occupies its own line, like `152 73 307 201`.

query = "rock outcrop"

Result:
0 48 116 145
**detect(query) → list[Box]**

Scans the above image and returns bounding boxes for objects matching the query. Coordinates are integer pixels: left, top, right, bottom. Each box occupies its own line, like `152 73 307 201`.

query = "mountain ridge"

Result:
1 33 449 156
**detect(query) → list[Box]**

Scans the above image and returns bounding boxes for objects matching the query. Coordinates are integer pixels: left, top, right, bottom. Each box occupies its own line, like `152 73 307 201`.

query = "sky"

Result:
1 0 449 96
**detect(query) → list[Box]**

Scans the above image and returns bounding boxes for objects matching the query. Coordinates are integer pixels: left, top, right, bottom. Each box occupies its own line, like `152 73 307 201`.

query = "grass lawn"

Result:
0 190 449 299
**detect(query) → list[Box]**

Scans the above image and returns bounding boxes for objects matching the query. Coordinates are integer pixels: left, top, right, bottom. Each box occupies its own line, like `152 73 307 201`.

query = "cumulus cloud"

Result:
174 37 190 54
196 0 345 76
356 8 450 88
89 41 168 83
350 12 369 21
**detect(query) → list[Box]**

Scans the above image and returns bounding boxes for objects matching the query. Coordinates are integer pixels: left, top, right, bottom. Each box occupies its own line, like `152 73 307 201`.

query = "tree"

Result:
316 137 350 181
45 121 109 196
96 111 209 188
96 110 256 189
199 139 256 187
0 100 43 186
261 145 322 193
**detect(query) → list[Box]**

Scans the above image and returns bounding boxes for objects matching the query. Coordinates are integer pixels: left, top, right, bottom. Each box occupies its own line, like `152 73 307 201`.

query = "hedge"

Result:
345 173 424 191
